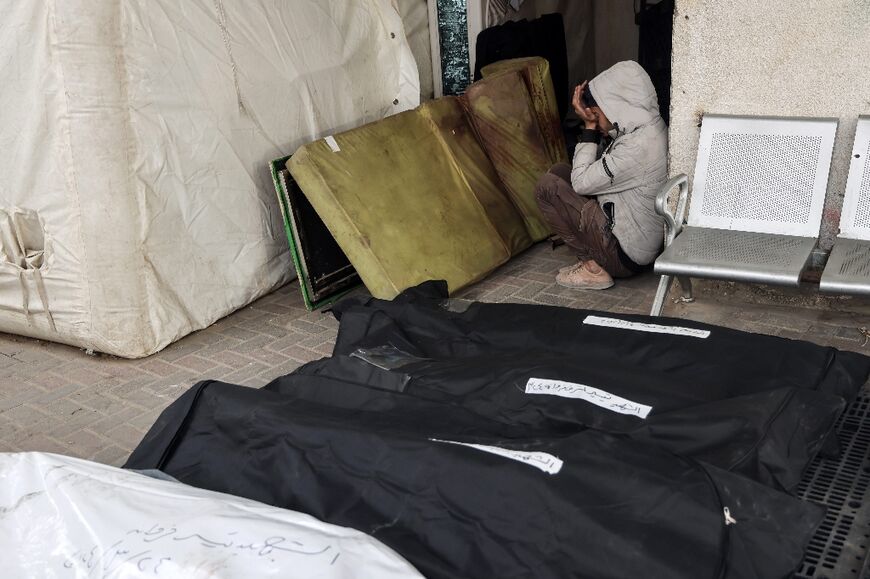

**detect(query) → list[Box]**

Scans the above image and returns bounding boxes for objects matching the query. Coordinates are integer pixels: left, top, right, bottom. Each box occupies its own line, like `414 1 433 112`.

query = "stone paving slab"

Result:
2 242 870 466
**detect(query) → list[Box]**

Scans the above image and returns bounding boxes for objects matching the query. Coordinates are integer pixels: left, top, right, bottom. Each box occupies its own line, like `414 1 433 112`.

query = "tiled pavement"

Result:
2 242 870 466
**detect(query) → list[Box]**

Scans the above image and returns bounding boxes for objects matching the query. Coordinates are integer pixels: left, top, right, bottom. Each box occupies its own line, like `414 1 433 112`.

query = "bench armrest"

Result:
655 174 689 247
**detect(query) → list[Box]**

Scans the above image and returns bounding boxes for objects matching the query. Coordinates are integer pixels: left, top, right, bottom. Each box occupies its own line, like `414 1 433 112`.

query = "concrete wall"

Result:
670 0 870 249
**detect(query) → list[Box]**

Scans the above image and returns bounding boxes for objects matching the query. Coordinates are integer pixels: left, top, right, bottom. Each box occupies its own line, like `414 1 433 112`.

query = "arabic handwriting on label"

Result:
583 315 711 339
525 378 653 419
430 438 564 475
63 540 163 577
62 524 341 575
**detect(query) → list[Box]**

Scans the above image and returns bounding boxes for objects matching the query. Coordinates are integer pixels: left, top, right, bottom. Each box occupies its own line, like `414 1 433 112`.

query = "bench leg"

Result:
650 275 674 316
651 275 695 316
676 276 694 303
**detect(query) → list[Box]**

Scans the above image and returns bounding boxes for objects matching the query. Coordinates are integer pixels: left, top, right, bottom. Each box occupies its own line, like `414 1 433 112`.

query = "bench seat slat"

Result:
654 227 815 286
820 239 870 295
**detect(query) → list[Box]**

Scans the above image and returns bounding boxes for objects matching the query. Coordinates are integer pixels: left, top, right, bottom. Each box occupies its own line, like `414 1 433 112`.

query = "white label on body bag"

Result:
583 315 711 339
525 377 653 419
429 439 564 475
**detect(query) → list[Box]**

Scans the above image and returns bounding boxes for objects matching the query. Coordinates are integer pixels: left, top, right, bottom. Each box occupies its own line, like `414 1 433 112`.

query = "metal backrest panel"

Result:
837 116 870 240
688 115 837 237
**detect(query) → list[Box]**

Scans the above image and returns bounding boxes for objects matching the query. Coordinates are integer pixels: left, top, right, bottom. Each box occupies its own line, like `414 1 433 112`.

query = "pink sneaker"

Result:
556 260 614 290
558 261 583 275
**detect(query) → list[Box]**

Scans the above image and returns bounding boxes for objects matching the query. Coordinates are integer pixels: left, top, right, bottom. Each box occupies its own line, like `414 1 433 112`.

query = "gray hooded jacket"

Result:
571 61 667 266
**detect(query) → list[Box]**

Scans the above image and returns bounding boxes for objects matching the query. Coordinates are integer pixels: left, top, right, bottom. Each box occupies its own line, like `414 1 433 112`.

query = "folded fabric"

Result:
126 380 823 579
0 452 423 578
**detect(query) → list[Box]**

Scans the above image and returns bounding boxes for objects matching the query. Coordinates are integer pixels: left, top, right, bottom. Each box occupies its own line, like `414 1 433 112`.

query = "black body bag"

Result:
330 281 870 402
264 351 845 491
126 380 823 579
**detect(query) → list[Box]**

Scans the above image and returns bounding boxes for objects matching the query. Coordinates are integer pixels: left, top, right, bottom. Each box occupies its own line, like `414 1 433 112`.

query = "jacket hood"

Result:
588 61 661 136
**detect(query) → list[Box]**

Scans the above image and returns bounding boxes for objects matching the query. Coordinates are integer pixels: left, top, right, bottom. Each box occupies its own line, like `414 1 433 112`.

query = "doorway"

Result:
427 0 674 123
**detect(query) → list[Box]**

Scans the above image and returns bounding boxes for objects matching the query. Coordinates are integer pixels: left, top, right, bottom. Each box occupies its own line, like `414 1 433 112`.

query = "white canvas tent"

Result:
0 0 419 358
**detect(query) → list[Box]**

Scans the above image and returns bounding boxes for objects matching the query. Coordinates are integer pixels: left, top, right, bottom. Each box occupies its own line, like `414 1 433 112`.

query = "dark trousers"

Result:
534 164 634 278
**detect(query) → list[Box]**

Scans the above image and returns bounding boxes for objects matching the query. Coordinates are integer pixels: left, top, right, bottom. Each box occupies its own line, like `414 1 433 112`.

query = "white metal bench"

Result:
650 114 838 316
820 116 870 295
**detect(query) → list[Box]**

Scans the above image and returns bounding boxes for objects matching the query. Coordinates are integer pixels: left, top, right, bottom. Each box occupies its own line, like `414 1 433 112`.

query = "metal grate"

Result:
701 132 822 224
794 388 870 579
672 228 810 266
